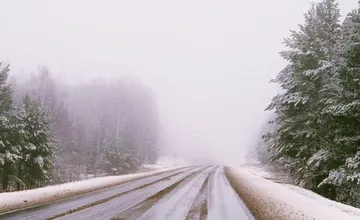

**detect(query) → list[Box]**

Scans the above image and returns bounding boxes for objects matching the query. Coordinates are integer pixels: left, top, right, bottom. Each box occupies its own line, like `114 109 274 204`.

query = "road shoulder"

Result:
225 166 360 220
225 167 294 220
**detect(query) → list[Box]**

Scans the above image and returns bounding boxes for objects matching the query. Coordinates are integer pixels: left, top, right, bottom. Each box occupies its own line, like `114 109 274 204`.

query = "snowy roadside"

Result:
140 157 190 172
0 166 184 214
226 166 360 220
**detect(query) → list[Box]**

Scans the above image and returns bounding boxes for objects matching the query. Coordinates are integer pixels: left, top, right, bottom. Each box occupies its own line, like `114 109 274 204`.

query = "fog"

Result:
0 0 357 165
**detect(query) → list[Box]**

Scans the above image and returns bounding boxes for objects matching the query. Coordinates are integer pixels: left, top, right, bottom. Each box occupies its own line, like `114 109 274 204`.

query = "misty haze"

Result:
1 0 360 219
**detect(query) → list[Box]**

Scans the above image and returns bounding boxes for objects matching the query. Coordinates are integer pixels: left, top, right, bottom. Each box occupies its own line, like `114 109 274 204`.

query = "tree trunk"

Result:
2 162 9 192
2 175 8 192
17 163 22 191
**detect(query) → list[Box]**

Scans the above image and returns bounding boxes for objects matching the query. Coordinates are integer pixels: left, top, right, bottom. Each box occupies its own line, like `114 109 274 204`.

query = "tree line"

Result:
0 65 159 192
263 0 360 208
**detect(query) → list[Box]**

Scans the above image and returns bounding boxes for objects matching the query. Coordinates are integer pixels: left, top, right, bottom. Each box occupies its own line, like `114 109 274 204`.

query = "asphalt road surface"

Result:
0 166 254 220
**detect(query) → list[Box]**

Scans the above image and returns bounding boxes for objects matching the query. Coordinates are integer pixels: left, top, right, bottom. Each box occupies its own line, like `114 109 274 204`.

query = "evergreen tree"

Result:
1 67 160 189
18 95 56 189
266 0 341 196
97 136 140 175
319 8 360 206
0 63 21 191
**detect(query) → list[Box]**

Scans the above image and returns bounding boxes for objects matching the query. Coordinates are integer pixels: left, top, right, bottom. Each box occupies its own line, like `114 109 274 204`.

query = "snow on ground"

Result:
246 166 274 179
227 166 360 220
141 157 189 171
156 157 190 167
141 164 165 170
0 166 182 213
286 184 360 218
247 164 360 216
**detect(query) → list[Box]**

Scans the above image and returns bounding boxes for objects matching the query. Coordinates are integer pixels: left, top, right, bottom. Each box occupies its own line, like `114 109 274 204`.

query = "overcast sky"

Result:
0 0 357 165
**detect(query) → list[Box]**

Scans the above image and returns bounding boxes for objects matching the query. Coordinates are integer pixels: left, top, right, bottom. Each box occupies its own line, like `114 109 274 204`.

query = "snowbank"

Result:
0 166 183 213
226 166 360 220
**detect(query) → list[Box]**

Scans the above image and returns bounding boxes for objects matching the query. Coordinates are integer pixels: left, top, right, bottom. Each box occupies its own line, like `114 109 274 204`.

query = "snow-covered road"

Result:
0 166 253 220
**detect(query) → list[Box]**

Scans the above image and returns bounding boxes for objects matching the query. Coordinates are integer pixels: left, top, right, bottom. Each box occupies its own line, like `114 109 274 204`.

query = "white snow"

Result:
229 166 360 220
141 164 165 170
246 166 274 179
156 156 189 167
138 166 212 220
141 157 189 170
208 166 254 220
0 166 182 213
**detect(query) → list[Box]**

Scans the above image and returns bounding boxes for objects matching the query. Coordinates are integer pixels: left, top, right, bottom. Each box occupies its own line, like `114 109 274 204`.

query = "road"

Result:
0 166 254 220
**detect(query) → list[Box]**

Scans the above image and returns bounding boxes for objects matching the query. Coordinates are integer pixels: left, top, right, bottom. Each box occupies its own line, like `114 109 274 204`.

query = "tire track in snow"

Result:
55 166 207 220
208 166 254 220
0 166 193 220
0 166 189 216
135 166 216 220
113 166 211 220
185 166 216 220
3 166 256 220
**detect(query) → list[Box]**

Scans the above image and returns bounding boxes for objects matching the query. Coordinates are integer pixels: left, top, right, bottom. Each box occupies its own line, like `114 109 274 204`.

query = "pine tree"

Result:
318 8 360 206
18 95 56 189
266 0 341 196
0 63 21 191
6 67 160 187
97 136 140 175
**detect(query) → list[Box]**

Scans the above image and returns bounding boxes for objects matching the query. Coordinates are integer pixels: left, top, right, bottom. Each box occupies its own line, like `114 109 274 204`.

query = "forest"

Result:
260 0 360 208
0 65 159 191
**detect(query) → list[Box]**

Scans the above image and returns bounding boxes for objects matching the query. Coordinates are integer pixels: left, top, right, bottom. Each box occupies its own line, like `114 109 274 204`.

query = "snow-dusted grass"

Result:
227 166 360 220
0 166 182 213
